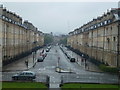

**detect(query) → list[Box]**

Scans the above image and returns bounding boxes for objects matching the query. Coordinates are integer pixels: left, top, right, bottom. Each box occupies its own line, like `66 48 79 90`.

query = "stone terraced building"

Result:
0 5 44 66
67 8 120 67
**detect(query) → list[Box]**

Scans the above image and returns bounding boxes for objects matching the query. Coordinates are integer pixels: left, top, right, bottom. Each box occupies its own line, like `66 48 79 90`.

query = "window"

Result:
94 25 97 28
106 27 108 30
113 37 116 41
82 28 84 32
20 73 24 76
5 17 9 21
98 23 100 27
101 22 103 26
9 19 12 22
2 15 5 19
111 26 112 30
104 20 107 25
91 26 93 29
108 19 111 23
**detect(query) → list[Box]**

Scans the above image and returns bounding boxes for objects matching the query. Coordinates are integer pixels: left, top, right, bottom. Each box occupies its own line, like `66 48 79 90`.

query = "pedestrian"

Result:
42 49 44 53
81 58 84 62
84 58 86 63
85 62 89 70
85 62 87 69
25 60 28 68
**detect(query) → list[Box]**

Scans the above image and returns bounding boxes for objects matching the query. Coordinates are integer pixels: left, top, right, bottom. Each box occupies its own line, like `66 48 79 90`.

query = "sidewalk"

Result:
76 57 102 72
2 49 42 72
64 47 102 73
2 55 36 72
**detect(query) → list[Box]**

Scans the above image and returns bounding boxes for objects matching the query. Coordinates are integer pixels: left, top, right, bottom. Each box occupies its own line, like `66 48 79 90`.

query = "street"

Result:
2 45 119 88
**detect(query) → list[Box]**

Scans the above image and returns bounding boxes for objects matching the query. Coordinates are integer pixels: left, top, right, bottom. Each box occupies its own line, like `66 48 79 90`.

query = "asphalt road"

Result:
2 45 119 88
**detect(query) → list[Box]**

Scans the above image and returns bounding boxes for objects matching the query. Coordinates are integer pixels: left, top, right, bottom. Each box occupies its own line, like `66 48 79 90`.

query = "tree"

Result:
44 34 53 45
59 37 67 45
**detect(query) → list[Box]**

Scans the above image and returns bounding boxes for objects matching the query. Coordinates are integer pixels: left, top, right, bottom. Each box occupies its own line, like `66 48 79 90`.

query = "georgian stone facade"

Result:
67 8 120 67
0 5 44 66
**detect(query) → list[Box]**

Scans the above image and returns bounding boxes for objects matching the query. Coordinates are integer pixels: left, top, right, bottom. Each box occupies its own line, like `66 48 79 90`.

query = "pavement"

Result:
1 45 119 89
2 49 41 72
2 46 102 73
61 73 118 84
62 46 102 73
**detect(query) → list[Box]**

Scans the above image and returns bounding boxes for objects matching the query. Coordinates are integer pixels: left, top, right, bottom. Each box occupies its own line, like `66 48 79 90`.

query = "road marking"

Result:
39 68 46 70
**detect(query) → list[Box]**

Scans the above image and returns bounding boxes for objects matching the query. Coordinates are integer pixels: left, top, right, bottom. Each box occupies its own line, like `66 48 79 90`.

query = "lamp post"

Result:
116 6 120 67
77 41 79 62
117 11 120 86
32 51 36 67
32 41 37 67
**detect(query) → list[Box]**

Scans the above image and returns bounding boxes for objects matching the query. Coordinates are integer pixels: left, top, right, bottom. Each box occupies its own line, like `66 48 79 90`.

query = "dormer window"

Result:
101 22 103 26
104 20 107 25
108 19 111 23
2 15 5 19
82 28 84 32
94 25 97 28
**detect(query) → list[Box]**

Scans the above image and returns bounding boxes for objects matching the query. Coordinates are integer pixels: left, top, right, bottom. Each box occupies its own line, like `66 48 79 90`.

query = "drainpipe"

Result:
117 20 120 68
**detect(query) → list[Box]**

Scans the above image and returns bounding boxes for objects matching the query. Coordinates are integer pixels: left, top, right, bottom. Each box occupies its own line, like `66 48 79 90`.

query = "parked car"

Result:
47 46 51 49
67 54 71 59
70 57 76 62
43 53 47 57
46 49 49 52
41 53 47 59
37 56 44 62
12 71 36 80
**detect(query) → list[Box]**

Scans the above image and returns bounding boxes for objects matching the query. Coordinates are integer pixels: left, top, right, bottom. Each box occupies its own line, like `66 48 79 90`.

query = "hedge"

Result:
99 64 119 73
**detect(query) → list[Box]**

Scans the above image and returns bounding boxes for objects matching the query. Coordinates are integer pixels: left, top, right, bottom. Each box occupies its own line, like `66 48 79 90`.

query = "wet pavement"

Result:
61 46 102 72
1 45 119 89
61 73 118 84
2 48 45 71
2 71 49 84
2 54 36 71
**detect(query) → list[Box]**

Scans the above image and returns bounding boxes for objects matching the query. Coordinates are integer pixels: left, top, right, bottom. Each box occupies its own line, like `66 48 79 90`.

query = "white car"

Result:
37 56 44 62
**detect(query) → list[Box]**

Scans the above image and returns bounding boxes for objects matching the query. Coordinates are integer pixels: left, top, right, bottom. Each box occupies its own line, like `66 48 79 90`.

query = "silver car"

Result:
12 71 36 80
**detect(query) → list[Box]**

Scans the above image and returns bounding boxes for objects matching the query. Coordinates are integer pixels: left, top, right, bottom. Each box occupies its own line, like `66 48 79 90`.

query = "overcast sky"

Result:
0 2 118 35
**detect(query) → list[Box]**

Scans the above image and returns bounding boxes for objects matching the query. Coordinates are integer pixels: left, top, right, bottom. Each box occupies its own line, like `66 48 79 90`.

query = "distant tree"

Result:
59 37 67 45
44 34 53 45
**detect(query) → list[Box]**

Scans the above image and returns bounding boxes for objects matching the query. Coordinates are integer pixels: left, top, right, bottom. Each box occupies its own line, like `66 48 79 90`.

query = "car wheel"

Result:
15 77 18 80
28 77 32 80
12 77 15 80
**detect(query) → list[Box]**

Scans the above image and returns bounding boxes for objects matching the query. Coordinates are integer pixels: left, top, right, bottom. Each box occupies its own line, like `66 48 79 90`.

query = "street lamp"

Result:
77 41 79 62
117 15 120 68
32 52 35 67
32 41 37 67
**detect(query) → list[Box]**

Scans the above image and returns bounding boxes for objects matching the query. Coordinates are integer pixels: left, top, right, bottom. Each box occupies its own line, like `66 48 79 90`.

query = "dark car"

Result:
37 56 44 62
12 71 36 80
46 49 49 52
70 58 76 62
